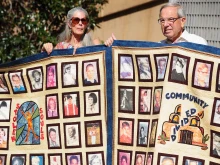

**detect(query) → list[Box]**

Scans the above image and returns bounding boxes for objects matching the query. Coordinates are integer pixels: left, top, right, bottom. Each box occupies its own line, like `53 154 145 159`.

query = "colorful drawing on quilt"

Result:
159 104 209 149
16 101 40 145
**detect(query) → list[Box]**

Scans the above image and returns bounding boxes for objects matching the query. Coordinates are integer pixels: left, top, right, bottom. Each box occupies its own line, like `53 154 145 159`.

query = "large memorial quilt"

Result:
0 40 219 165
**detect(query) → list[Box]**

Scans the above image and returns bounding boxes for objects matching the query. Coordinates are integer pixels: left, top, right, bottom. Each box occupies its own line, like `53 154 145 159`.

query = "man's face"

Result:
160 6 186 42
155 92 161 103
12 76 21 87
136 157 143 165
197 66 208 81
86 66 94 80
68 98 73 104
121 158 127 165
161 159 174 165
70 159 78 165
49 131 56 142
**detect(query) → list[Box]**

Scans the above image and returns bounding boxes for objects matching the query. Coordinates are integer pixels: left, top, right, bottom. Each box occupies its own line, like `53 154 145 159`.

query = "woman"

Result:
42 7 115 54
87 93 98 114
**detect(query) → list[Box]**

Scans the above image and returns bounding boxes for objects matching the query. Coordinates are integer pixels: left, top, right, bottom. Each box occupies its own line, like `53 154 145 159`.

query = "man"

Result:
11 74 25 92
139 126 147 145
157 58 167 79
67 126 78 146
135 155 143 165
69 155 79 165
48 128 58 147
64 95 78 116
171 57 186 82
161 157 174 165
31 69 42 90
154 90 162 112
120 155 127 165
120 121 132 144
84 63 97 84
159 3 207 45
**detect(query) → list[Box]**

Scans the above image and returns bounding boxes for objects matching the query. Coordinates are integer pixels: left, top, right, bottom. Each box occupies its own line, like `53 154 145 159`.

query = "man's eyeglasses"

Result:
71 17 88 25
158 17 181 24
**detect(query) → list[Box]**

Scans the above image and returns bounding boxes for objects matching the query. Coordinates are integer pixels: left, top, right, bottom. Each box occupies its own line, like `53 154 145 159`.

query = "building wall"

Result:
92 0 168 43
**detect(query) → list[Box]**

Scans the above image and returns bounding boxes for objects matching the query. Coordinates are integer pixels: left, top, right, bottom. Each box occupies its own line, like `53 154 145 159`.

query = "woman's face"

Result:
88 96 94 106
71 11 87 37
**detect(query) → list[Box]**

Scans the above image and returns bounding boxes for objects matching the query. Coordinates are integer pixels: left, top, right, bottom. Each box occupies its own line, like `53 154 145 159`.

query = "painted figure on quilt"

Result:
11 74 25 92
120 121 132 144
63 64 76 86
31 69 43 90
194 62 210 88
16 101 40 145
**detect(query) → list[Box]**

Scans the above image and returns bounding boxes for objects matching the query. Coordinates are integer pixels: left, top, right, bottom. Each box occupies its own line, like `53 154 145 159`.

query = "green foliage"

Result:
202 134 209 144
0 0 108 64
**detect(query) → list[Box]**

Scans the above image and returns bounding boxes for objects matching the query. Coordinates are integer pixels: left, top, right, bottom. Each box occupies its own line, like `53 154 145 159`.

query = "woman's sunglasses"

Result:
71 17 88 25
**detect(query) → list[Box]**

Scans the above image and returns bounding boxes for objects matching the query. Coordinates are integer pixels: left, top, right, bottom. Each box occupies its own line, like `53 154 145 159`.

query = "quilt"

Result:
0 40 219 165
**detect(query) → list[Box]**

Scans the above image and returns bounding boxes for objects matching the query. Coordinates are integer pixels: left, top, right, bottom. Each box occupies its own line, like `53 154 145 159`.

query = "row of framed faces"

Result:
0 59 101 94
0 120 104 150
117 150 219 165
119 53 220 92
117 117 220 160
0 89 102 122
0 151 104 165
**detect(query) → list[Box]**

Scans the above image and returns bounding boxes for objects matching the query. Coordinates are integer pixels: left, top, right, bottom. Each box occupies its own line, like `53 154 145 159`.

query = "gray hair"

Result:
57 7 94 46
90 155 101 165
159 3 186 18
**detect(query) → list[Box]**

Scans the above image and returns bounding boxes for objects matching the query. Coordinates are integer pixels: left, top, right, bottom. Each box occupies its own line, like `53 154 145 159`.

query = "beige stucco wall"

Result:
92 0 168 43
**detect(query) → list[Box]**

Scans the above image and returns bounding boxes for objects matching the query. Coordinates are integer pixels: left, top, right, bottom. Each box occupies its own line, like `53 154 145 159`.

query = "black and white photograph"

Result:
119 86 135 113
136 55 153 82
154 54 169 81
86 151 105 165
137 119 150 146
10 154 26 165
47 124 62 149
27 67 43 92
62 62 78 87
0 99 11 122
64 122 81 148
84 90 100 116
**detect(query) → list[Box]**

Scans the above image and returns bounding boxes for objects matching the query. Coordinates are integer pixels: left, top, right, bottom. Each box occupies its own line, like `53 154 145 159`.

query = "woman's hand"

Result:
105 33 116 47
41 43 53 54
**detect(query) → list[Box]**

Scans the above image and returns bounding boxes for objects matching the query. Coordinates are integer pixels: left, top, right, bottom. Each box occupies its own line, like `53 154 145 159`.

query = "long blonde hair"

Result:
57 7 94 46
